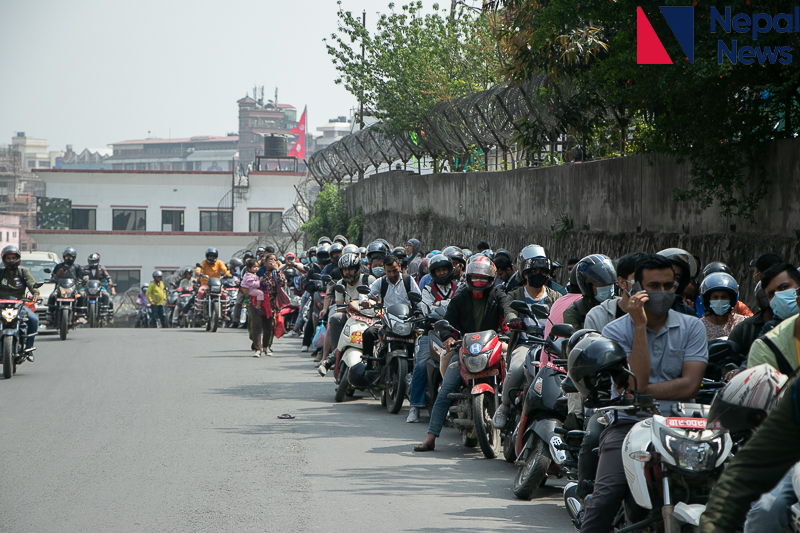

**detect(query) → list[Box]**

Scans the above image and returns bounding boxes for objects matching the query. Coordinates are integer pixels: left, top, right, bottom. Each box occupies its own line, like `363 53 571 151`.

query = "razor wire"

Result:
307 76 596 182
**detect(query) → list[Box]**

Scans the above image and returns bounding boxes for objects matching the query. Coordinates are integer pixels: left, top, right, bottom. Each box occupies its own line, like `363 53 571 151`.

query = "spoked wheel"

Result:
512 436 551 500
59 309 69 340
385 356 408 414
503 421 519 463
473 392 501 459
3 336 13 379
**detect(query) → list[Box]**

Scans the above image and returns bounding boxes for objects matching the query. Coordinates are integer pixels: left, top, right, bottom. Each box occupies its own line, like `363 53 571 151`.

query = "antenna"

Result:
275 87 278 107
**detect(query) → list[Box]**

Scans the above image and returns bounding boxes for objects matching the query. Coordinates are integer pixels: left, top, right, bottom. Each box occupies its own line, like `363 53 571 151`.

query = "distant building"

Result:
237 95 297 163
10 132 64 171
0 215 21 249
0 143 45 251
315 117 353 150
106 135 239 172
58 145 112 170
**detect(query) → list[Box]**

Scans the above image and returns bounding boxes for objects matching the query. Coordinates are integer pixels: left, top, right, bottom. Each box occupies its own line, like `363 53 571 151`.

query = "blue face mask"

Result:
770 288 799 319
301 259 308 265
709 300 731 316
595 285 615 302
310 257 317 263
372 267 385 278
361 258 368 265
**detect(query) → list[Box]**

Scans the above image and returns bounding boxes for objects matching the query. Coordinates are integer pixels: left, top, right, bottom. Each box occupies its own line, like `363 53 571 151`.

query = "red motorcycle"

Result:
435 321 507 458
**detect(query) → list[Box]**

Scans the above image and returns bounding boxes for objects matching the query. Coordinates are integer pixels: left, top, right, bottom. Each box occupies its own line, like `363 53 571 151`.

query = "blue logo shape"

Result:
660 6 695 63
469 343 482 355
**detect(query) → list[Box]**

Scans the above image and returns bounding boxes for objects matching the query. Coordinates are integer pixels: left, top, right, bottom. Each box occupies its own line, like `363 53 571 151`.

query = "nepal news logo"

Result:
637 6 796 65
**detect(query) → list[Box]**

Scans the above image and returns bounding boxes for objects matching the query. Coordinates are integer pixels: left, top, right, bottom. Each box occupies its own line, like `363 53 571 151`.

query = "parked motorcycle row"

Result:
288 237 800 533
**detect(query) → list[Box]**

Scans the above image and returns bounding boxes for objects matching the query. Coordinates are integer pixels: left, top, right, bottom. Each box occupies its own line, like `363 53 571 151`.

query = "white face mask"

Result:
595 285 615 302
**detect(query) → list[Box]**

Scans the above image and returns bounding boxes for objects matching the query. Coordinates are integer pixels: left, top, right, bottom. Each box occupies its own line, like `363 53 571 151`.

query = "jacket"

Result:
746 314 799 373
0 267 39 300
51 262 85 282
728 309 768 355
562 296 598 330
584 298 621 332
443 284 507 339
83 264 113 284
195 260 230 284
503 285 562 321
146 281 167 305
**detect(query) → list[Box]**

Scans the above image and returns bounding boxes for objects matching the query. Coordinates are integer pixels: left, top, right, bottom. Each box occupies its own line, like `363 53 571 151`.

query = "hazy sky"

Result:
0 0 418 152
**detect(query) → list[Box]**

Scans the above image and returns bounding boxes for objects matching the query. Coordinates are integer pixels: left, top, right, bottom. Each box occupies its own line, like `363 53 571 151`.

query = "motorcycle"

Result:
432 319 507 459
52 277 80 340
343 286 422 414
84 279 112 328
331 286 379 403
222 277 239 325
134 300 152 328
1 287 43 379
172 286 194 328
195 277 224 332
421 303 449 412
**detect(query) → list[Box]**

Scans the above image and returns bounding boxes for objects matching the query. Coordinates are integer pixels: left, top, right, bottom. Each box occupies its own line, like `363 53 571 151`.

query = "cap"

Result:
286 253 295 260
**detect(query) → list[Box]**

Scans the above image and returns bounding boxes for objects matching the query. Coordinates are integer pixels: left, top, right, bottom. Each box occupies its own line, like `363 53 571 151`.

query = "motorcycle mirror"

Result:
333 284 346 294
408 292 422 304
551 323 575 338
509 300 530 315
356 285 371 295
310 273 321 281
43 268 51 274
196 263 202 268
321 274 332 283
529 302 550 320
33 282 44 289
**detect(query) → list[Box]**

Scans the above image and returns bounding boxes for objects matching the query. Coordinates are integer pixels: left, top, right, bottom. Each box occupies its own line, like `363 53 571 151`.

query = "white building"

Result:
29 169 303 291
0 215 20 248
315 117 353 150
11 132 64 171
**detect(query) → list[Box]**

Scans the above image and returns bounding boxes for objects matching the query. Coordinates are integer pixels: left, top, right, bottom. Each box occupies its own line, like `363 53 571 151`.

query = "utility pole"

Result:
358 10 366 181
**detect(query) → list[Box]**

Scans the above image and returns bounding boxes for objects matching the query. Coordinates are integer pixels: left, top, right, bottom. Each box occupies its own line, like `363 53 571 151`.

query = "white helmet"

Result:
707 364 788 433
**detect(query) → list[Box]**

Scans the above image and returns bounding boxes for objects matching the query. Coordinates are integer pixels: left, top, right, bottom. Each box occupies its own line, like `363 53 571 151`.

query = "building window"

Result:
109 269 141 294
27 161 35 168
31 242 37 250
20 242 27 251
71 208 96 230
162 210 184 232
199 211 232 232
249 211 282 233
112 209 146 231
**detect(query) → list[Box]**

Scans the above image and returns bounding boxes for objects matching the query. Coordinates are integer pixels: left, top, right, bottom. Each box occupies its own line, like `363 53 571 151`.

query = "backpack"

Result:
758 335 796 376
380 274 412 301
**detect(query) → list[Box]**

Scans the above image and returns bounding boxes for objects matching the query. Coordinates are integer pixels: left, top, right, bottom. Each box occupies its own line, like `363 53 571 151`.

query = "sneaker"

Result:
406 407 420 423
317 361 328 377
300 346 309 353
253 350 261 358
26 354 34 363
265 348 273 356
492 404 509 429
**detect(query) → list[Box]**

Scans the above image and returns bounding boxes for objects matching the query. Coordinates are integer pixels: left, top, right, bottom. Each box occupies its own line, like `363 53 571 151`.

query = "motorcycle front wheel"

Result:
334 367 350 403
88 302 96 328
513 435 551 500
59 308 69 340
211 302 220 332
2 335 13 379
473 392 501 459
385 356 408 414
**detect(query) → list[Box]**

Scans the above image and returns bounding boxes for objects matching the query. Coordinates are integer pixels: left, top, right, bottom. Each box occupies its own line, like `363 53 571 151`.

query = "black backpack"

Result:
380 274 412 301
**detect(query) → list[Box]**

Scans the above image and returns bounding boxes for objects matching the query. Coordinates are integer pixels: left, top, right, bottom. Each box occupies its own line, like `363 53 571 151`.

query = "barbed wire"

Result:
308 76 596 182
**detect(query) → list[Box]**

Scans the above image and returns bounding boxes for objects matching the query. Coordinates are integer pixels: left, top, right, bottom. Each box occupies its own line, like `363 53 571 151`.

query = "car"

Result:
21 251 59 326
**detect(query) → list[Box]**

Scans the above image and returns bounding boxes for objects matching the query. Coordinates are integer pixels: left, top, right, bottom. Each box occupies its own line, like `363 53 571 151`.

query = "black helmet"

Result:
333 234 348 246
392 246 408 267
229 257 244 270
567 335 630 406
566 329 602 356
516 244 552 283
330 243 344 258
308 246 318 255
442 246 465 267
566 264 581 294
63 247 77 265
87 253 100 266
152 270 163 279
243 251 255 261
338 253 361 283
375 238 392 250
316 243 332 266
576 254 616 298
256 246 266 255
428 253 454 285
205 247 218 263
702 261 732 278
342 244 359 256
358 247 367 256
755 281 770 311
657 248 697 294
2 245 21 270
317 236 332 246
366 241 389 262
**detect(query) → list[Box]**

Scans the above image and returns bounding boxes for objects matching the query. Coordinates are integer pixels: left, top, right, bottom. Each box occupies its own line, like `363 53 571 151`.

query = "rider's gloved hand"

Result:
507 318 524 331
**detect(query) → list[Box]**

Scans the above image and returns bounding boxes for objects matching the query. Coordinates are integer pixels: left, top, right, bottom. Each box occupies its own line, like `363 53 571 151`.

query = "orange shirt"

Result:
195 260 230 284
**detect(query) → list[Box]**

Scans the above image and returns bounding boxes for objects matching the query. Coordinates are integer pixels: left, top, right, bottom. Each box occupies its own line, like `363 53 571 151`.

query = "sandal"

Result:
277 414 296 420
413 442 435 452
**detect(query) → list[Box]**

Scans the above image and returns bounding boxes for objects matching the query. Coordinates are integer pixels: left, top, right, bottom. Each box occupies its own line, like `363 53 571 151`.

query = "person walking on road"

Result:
146 271 168 328
250 253 286 358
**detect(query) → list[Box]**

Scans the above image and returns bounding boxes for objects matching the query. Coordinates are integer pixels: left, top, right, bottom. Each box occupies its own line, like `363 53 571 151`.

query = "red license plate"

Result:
665 417 706 430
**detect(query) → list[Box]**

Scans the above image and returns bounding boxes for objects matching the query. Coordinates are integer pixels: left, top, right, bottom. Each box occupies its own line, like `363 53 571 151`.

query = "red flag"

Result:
287 106 306 158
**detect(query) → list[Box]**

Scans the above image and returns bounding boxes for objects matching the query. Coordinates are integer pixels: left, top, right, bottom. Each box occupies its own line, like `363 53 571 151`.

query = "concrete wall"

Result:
346 138 800 307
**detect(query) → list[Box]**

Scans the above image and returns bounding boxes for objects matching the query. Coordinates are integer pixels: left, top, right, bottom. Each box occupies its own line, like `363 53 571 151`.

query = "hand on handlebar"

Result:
507 318 524 331
443 337 456 352
360 299 371 309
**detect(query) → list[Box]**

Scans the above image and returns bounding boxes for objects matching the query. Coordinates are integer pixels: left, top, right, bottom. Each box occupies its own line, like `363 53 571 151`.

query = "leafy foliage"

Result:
325 1 501 135
300 184 350 245
486 0 800 220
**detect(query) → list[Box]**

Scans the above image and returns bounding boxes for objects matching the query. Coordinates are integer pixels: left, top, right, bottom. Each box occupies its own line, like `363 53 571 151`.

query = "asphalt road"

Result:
0 328 576 533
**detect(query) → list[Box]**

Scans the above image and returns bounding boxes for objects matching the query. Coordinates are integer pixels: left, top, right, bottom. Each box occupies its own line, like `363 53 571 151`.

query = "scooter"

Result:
331 286 379 403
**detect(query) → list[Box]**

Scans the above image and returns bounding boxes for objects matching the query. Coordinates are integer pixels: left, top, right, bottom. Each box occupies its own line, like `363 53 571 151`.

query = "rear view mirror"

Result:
509 300 530 315
356 285 371 295
321 274 332 283
310 273 321 281
333 284 346 294
408 292 422 304
551 324 575 338
43 268 51 274
33 282 44 289
196 263 202 268
529 303 550 320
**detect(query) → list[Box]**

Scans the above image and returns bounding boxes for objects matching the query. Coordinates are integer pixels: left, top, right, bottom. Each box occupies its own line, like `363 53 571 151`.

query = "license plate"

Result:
385 336 414 343
57 298 75 302
0 299 22 304
665 417 706 430
465 368 499 380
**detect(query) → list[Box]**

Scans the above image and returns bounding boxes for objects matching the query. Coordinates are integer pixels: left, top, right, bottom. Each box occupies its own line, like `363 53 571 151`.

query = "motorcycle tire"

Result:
88 303 96 328
385 356 408 414
462 432 478 448
503 423 519 464
211 302 220 332
473 392 501 459
513 436 551 500
380 389 387 407
59 309 69 340
334 368 350 403
3 336 13 379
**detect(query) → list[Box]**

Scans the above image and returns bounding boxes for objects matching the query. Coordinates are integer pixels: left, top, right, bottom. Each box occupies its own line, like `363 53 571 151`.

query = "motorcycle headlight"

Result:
2 308 16 322
60 288 68 296
662 433 721 472
389 316 412 336
464 353 489 373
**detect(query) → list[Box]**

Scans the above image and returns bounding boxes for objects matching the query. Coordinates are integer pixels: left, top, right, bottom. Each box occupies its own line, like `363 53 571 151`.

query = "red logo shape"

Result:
471 334 481 341
637 7 673 64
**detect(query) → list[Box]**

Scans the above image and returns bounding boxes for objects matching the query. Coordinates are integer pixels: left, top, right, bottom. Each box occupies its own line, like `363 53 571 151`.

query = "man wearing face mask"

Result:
563 254 618 331
48 246 87 324
584 252 646 332
492 245 562 428
580 254 708 533
745 263 800 374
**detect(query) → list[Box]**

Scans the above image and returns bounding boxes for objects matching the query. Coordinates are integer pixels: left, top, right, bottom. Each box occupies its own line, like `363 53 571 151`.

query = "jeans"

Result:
23 306 38 349
409 335 430 408
427 356 464 437
323 312 348 366
744 471 796 533
580 421 637 533
501 345 529 405
577 411 604 500
149 305 166 328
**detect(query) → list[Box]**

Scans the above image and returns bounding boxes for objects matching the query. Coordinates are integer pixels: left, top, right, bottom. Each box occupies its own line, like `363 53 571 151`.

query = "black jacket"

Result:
728 309 769 355
443 284 507 339
51 262 86 282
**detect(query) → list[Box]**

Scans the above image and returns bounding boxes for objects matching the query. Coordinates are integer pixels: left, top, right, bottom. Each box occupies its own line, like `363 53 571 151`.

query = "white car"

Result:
21 251 59 325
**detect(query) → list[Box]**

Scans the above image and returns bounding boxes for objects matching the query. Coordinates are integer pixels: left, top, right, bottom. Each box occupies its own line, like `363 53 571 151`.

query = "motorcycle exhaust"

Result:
565 497 582 520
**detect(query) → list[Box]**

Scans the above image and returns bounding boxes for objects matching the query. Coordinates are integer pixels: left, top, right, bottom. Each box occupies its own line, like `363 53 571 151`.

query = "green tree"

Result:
486 0 800 220
300 184 350 246
326 1 501 136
